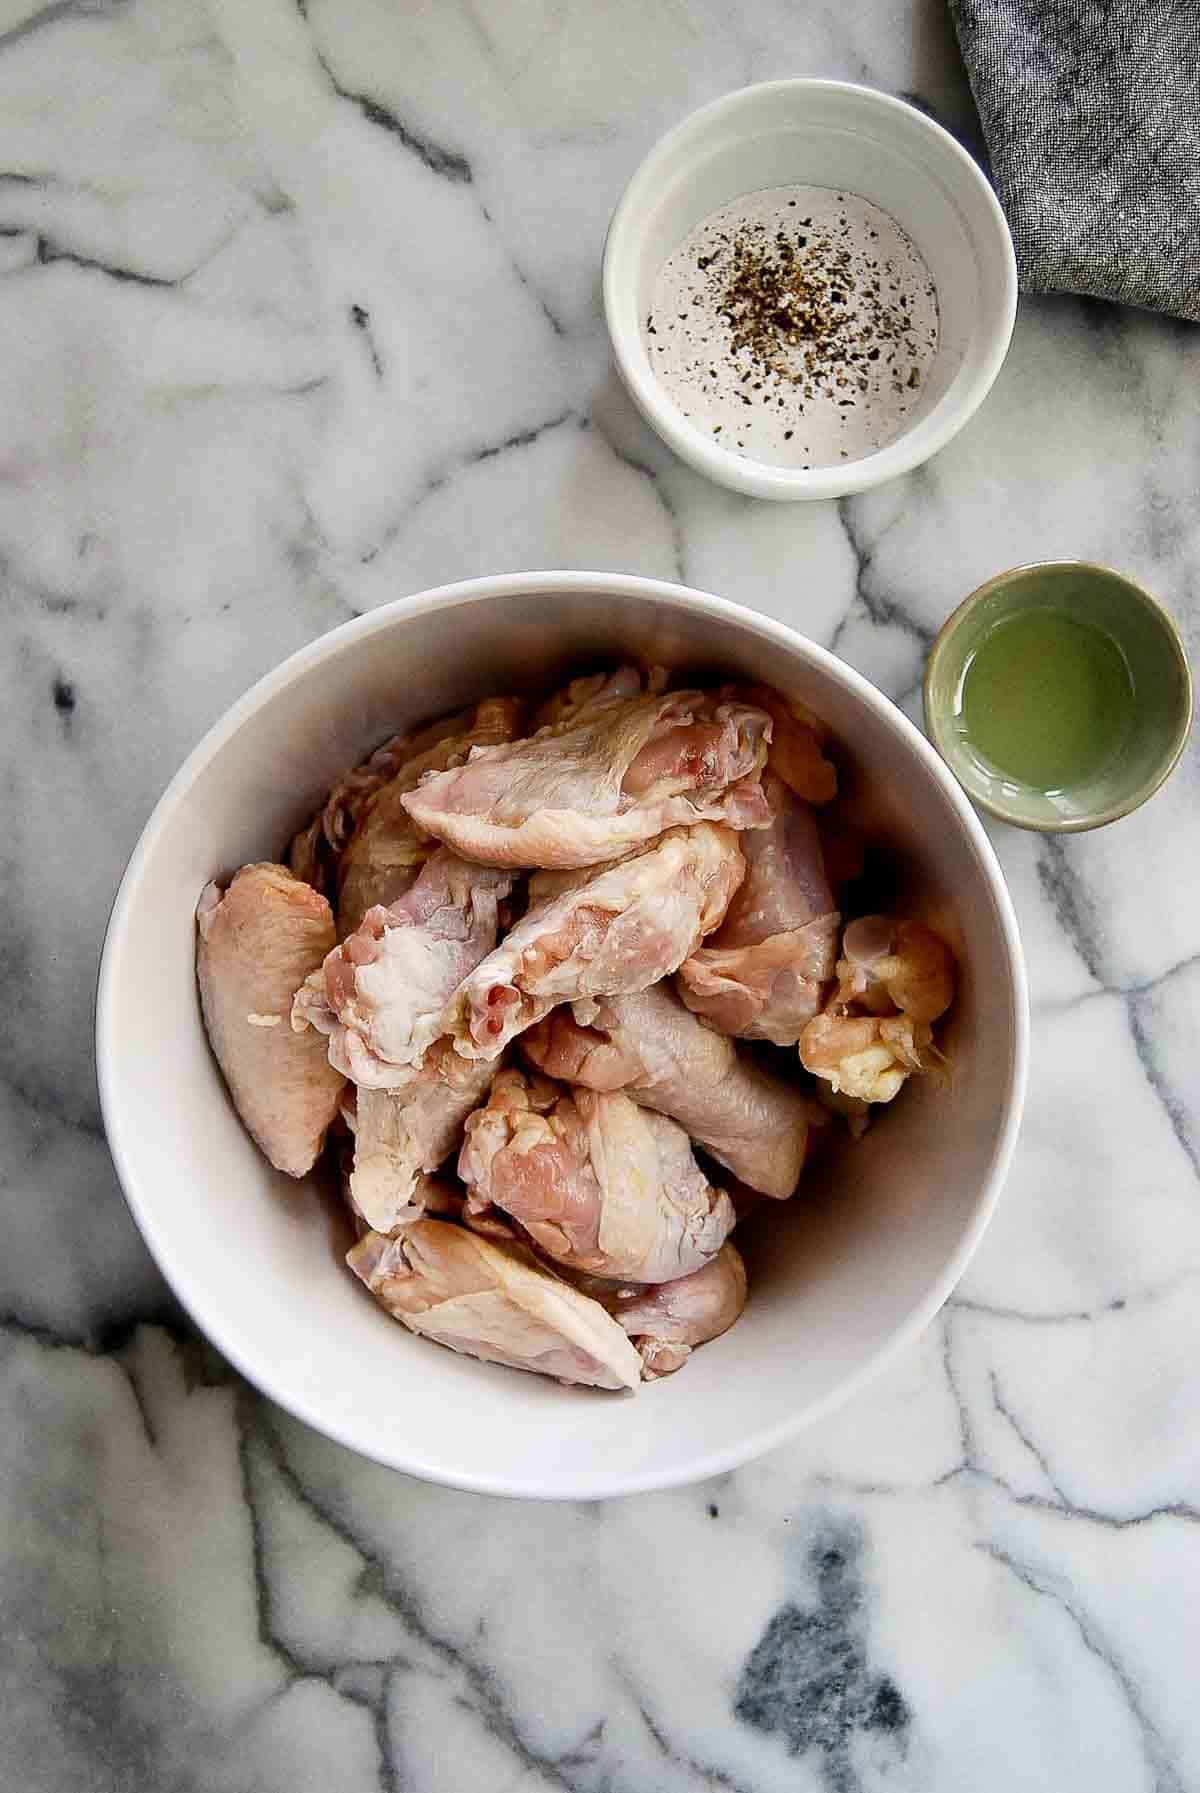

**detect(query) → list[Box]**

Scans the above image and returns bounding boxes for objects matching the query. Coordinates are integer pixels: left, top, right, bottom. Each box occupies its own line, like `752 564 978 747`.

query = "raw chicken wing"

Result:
799 1012 936 1104
348 1220 642 1390
443 823 743 1061
400 689 771 868
799 916 954 1106
196 864 346 1177
335 1124 480 1239
831 916 956 1022
338 697 522 935
287 708 477 898
677 774 840 1042
348 1044 499 1233
337 1133 464 1238
530 664 665 733
292 849 514 1085
523 981 818 1198
726 684 837 804
458 1069 736 1282
611 1242 748 1378
287 733 420 896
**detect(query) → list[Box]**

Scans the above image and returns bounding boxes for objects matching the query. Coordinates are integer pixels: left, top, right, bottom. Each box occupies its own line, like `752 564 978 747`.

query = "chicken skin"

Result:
530 663 665 733
725 683 837 805
196 864 346 1177
292 849 513 1087
287 709 475 900
677 773 839 1043
611 1242 748 1379
442 823 743 1062
288 732 417 897
400 689 772 868
458 1069 736 1282
523 981 818 1199
336 697 523 936
347 1045 501 1234
347 1219 642 1390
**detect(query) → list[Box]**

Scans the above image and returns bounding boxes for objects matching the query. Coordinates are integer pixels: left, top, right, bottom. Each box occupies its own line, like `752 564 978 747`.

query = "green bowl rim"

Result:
922 558 1194 833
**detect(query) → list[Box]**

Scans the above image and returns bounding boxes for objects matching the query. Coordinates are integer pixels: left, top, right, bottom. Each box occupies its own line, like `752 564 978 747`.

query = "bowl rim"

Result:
97 569 1030 1499
923 557 1195 833
602 77 1019 502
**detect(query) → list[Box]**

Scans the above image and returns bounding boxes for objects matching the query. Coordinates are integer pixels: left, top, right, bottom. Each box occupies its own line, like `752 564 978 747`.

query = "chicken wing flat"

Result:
292 849 514 1086
442 823 743 1062
610 1241 748 1379
400 689 772 868
337 697 523 936
196 864 346 1177
393 1153 745 1382
347 1219 642 1390
347 1044 500 1234
334 1098 465 1237
287 708 479 900
458 1068 736 1282
677 774 840 1043
523 981 818 1199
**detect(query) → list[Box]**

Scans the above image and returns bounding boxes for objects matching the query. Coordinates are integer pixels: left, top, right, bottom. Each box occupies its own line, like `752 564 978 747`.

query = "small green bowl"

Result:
924 561 1193 832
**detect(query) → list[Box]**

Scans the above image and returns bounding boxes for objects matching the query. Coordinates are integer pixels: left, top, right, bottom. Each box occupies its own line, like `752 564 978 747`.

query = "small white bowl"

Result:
603 80 1018 500
97 572 1027 1500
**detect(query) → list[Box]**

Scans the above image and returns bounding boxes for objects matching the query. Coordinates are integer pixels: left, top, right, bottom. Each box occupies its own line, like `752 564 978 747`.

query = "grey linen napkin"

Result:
947 0 1200 321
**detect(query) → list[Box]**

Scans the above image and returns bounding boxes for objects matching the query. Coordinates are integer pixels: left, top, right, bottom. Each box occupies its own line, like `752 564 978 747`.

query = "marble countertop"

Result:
4 0 1198 1788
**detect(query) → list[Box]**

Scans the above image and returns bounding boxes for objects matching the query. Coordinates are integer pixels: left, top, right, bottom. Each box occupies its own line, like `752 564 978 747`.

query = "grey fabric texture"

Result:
948 0 1200 321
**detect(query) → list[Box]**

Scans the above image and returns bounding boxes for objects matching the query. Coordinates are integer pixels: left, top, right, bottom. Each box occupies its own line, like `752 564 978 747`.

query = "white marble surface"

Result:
3 0 1199 1788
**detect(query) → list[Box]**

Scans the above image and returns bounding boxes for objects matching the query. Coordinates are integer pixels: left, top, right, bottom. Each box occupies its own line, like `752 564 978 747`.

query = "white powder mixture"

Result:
644 185 939 470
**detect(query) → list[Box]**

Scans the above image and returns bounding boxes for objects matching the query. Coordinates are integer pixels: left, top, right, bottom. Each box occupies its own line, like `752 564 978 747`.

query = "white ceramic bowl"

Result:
604 80 1018 500
97 572 1027 1500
